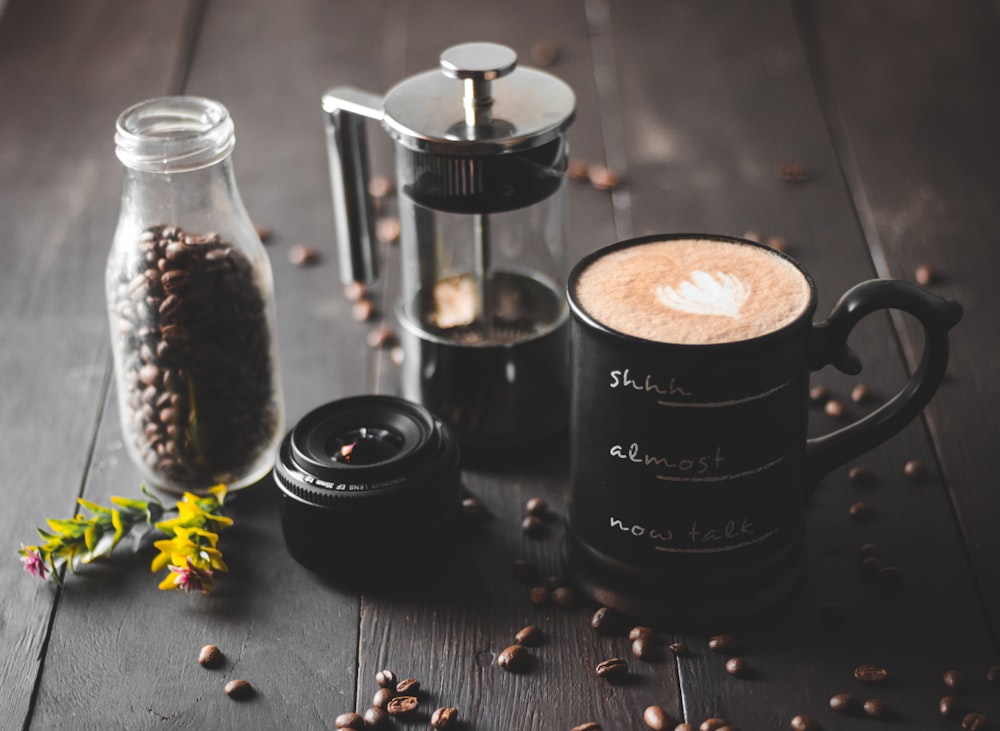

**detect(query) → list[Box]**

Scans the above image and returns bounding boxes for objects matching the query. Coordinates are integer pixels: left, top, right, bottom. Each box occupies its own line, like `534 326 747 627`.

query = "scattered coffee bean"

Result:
848 465 877 486
529 586 551 605
809 385 830 404
373 688 394 709
525 497 548 516
352 298 375 322
376 217 401 244
521 515 546 538
587 163 620 190
395 678 419 695
987 665 1000 684
552 586 579 609
389 344 404 366
764 236 787 253
851 383 871 403
854 664 888 684
515 625 545 647
848 500 875 520
825 399 846 418
254 224 273 243
595 657 629 682
591 606 624 635
632 636 659 661
198 644 223 669
629 626 655 641
699 718 730 731
863 698 891 719
669 642 692 656
530 40 560 67
676 725 695 731
386 695 419 717
335 711 366 729
962 712 987 730
940 696 960 718
858 543 880 560
343 281 367 302
368 175 395 199
860 555 884 577
430 706 459 728
570 724 601 731
366 325 397 349
944 669 969 691
725 657 748 677
903 459 927 481
777 161 809 182
497 644 531 673
829 693 861 715
915 264 935 286
643 705 672 730
820 601 847 627
789 714 820 730
567 159 589 181
224 679 254 700
375 669 397 689
363 706 389 728
878 565 902 587
743 231 762 243
288 244 319 266
512 559 540 584
461 496 488 520
708 634 734 653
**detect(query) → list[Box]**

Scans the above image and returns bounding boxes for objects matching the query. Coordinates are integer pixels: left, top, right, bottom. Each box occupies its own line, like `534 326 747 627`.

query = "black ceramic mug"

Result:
562 234 962 623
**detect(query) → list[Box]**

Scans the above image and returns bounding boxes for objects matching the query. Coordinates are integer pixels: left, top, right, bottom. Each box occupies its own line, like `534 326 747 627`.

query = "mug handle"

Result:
805 279 962 486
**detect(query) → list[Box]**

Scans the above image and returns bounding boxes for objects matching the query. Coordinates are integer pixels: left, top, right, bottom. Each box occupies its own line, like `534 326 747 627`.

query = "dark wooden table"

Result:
3 1 999 729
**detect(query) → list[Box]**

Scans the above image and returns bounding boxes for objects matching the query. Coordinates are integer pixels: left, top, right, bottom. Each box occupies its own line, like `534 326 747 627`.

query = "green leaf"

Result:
84 524 99 552
77 498 111 516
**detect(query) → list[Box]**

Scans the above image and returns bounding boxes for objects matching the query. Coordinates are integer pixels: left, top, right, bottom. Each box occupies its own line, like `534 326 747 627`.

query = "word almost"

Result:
610 441 724 476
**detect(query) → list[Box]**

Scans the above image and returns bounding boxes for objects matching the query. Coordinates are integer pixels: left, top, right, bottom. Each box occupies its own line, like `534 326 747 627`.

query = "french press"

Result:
322 43 576 457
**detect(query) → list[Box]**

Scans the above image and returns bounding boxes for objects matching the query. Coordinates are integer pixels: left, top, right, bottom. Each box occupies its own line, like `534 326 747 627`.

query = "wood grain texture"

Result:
804 0 1000 634
609 0 1000 728
0 1 198 727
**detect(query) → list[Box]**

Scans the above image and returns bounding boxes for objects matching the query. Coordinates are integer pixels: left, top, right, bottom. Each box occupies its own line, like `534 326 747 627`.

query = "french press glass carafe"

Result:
323 43 575 457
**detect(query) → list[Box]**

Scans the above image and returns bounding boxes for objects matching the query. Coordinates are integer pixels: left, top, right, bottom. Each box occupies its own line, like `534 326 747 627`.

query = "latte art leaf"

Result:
655 270 750 318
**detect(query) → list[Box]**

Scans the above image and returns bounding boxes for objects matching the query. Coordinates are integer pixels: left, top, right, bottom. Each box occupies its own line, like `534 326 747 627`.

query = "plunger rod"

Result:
473 213 491 334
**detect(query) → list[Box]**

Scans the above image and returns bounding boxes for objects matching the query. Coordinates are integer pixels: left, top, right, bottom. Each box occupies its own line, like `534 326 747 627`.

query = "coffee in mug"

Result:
563 234 962 624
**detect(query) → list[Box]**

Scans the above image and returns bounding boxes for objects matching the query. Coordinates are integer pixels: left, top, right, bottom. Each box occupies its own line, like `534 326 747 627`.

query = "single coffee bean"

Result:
430 706 459 728
764 235 787 252
525 497 548 516
224 679 254 700
253 223 273 243
777 160 809 182
725 657 748 677
395 678 419 694
878 565 902 587
643 705 672 730
669 642 692 657
824 399 846 418
343 281 367 302
368 175 395 199
829 693 861 715
903 458 927 480
939 696 960 718
386 695 419 717
591 606 624 635
707 634 734 653
851 383 871 404
675 725 695 731
699 719 730 731
915 264 935 286
789 714 820 730
569 724 601 731
515 625 545 647
848 465 877 485
521 515 546 538
352 298 375 322
198 644 223 669
944 669 969 691
587 163 620 190
497 644 531 673
858 543 880 560
567 159 589 181
717 726 741 731
366 325 397 349
595 657 628 682
629 626 656 642
461 496 488 520
376 217 401 244
363 706 389 728
632 636 658 661
848 500 875 520
335 711 366 729
545 574 567 589
863 698 890 719
529 586 551 605
987 665 1000 684
809 385 830 404
854 664 888 684
860 555 884 577
530 39 560 67
375 669 397 689
372 688 394 709
552 586 579 609
288 244 319 266
962 713 987 730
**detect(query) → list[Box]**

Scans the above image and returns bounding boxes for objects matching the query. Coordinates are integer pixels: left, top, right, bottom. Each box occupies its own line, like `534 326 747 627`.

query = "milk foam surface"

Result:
575 239 811 344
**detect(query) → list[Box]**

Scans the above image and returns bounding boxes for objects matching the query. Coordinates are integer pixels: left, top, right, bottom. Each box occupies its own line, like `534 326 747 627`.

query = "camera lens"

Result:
273 395 461 579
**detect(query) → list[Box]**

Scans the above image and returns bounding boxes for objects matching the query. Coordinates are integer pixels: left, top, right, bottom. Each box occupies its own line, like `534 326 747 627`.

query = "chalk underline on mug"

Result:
655 454 788 483
655 379 793 408
653 526 783 553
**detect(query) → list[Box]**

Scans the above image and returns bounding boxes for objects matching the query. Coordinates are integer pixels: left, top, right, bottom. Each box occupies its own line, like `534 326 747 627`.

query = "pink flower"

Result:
20 548 48 580
165 558 215 595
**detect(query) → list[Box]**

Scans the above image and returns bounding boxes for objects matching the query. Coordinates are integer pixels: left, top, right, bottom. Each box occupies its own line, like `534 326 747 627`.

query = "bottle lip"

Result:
115 96 236 173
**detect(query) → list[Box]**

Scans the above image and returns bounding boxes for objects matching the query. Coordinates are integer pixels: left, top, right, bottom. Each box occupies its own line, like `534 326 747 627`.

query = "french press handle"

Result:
322 87 384 286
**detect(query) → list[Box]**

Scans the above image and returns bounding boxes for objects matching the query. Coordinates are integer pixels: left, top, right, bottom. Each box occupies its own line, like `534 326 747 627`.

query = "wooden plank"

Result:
805 0 1000 633
609 0 1000 728
28 1 389 727
0 1 198 728
353 2 669 729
